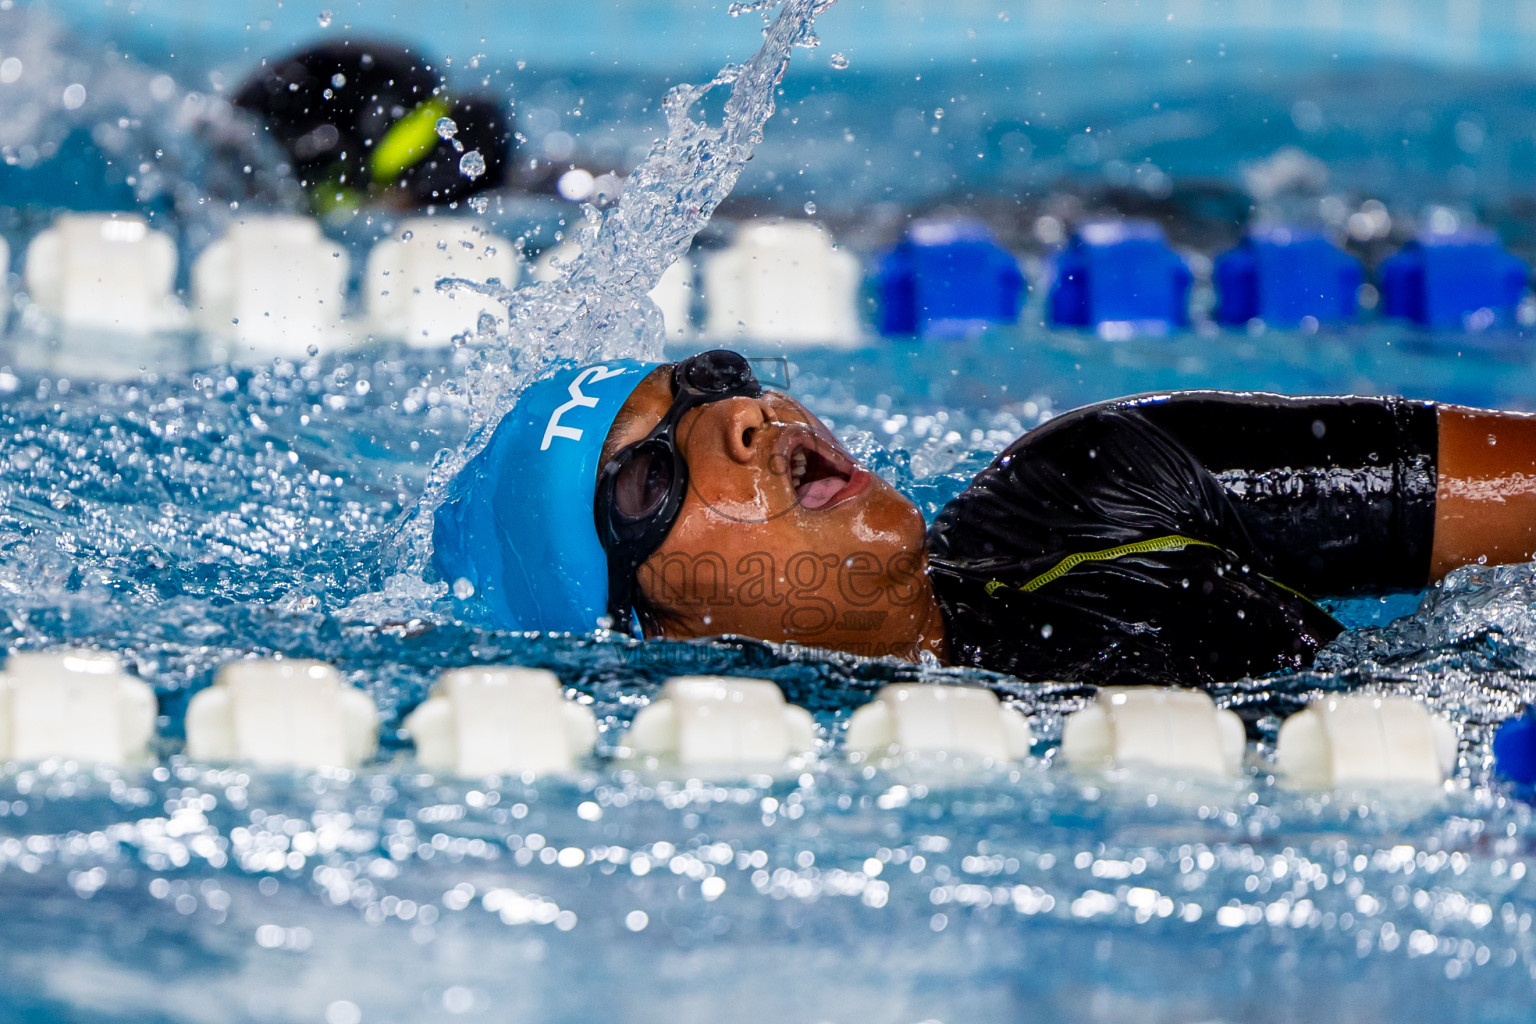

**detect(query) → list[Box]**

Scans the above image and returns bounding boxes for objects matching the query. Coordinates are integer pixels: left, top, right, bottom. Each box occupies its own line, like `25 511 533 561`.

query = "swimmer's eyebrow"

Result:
599 365 673 465
606 415 654 453
599 411 649 466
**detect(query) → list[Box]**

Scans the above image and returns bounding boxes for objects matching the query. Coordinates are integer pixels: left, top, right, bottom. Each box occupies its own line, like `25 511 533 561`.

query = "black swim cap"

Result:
235 40 510 211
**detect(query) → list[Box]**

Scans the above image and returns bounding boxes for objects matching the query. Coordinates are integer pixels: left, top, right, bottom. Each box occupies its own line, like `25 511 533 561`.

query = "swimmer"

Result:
433 349 1536 687
235 40 510 214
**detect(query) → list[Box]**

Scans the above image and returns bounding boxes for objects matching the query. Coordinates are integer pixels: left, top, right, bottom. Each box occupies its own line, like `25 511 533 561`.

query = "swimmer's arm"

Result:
1432 406 1536 578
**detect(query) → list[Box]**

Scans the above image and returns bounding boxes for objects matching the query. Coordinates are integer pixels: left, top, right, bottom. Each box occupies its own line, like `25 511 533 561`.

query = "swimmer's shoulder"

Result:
929 392 1235 563
983 392 1191 481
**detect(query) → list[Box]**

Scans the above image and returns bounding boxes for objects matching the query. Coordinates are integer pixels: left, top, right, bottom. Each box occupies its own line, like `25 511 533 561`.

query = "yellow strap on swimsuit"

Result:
985 534 1223 595
983 533 1321 608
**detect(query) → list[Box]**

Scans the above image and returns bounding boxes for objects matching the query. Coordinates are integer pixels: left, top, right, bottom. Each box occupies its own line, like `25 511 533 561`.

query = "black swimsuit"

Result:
927 393 1439 686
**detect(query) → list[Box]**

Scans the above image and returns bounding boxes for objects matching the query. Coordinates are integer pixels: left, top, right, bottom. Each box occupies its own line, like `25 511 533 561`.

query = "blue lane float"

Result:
1047 219 1192 338
1214 226 1361 328
873 217 1025 338
1379 228 1530 330
1493 705 1536 788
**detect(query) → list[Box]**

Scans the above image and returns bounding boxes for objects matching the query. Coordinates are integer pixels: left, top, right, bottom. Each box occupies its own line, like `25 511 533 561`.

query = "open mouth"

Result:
786 433 868 510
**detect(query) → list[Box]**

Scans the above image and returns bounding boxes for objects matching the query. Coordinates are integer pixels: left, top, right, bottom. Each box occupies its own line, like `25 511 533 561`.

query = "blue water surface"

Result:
0 324 1532 1023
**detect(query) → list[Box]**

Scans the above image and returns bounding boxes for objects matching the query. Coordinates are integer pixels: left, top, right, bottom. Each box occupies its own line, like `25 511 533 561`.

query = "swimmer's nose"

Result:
722 397 773 465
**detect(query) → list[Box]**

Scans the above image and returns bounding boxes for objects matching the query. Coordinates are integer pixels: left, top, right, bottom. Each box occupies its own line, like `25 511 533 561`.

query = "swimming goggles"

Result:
594 349 763 634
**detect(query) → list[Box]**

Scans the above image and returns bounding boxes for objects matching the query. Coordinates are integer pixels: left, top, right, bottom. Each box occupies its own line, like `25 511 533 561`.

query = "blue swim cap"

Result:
432 360 661 632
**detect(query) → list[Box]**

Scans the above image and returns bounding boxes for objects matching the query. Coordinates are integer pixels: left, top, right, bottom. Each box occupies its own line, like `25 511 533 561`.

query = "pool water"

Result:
4 1 1536 1022
0 324 1533 1023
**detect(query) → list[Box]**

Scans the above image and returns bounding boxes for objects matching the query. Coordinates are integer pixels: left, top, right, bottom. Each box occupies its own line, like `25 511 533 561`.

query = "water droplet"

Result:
829 52 849 70
306 344 320 357
401 229 414 241
435 117 458 141
317 10 333 27
468 195 489 215
459 150 486 179
452 578 475 599
61 83 86 110
803 201 817 215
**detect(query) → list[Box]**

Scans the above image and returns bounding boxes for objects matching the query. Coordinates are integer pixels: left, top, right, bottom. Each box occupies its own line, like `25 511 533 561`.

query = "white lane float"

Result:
24 213 186 333
0 650 156 765
1060 686 1247 778
184 659 378 770
701 220 863 347
192 214 351 358
623 675 816 768
844 683 1034 762
405 667 597 777
1275 693 1457 789
365 216 520 345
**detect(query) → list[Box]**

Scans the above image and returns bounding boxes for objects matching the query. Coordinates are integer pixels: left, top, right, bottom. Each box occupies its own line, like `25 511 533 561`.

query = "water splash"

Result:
728 1 783 17
383 0 837 583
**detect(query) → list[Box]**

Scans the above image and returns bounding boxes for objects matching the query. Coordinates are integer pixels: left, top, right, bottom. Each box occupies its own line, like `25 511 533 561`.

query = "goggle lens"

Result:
676 349 758 396
612 445 674 522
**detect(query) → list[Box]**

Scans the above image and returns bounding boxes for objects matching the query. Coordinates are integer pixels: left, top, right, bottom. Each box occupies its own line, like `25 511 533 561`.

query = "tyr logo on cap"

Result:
540 365 631 450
